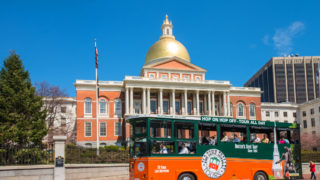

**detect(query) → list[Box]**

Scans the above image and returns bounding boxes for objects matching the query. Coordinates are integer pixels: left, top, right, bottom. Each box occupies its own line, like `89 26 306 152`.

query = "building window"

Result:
85 143 92 148
237 103 245 117
150 99 157 114
311 118 315 127
114 99 122 116
84 98 92 114
175 101 180 114
100 122 106 136
172 75 179 80
230 103 233 116
195 76 201 81
163 100 169 114
100 143 106 147
303 120 307 128
266 111 270 117
275 112 279 117
61 106 66 113
115 122 122 136
187 101 192 115
61 118 66 126
99 99 107 114
149 74 155 78
283 112 288 117
199 101 204 115
284 120 288 123
85 122 92 137
184 75 190 80
303 111 306 117
311 108 314 115
312 131 316 135
161 74 168 79
249 103 256 117
293 112 296 118
319 106 320 112
134 101 141 114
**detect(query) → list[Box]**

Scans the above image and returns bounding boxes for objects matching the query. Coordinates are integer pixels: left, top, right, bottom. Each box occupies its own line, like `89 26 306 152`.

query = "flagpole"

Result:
95 39 100 156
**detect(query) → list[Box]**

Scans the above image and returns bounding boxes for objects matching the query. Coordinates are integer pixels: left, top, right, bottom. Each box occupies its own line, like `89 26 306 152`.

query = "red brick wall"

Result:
76 90 129 142
230 96 261 120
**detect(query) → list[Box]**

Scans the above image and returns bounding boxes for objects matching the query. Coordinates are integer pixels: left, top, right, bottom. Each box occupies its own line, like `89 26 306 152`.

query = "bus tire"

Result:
253 171 268 180
178 173 196 180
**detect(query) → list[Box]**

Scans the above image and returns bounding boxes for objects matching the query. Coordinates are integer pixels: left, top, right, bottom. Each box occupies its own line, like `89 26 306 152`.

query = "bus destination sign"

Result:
201 116 267 126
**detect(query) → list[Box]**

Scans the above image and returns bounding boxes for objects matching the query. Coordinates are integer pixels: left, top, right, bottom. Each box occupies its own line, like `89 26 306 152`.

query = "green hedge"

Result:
301 150 320 162
65 144 129 164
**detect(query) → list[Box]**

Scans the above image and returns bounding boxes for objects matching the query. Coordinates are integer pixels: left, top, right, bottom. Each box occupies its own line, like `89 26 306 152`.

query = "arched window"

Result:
84 98 92 114
249 103 256 117
237 103 245 117
114 98 122 116
99 99 106 114
85 143 92 148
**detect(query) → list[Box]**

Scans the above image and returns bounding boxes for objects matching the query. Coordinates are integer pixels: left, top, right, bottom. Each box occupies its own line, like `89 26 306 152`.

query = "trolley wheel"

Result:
254 171 268 180
178 173 196 180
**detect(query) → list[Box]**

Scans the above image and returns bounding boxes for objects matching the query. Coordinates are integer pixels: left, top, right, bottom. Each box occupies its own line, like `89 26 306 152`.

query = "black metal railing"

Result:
65 144 129 164
0 145 54 165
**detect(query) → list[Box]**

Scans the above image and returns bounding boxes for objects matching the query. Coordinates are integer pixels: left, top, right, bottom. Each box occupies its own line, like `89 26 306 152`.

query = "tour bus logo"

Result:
209 157 220 170
202 149 227 179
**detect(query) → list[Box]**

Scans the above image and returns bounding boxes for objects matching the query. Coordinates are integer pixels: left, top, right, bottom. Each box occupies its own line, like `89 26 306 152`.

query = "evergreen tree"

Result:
0 52 47 147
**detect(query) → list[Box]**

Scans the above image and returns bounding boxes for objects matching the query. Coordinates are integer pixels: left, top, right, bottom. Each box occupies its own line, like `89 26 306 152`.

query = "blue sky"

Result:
1 1 319 96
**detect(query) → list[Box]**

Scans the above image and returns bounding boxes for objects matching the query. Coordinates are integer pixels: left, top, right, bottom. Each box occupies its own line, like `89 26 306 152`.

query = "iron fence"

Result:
0 145 54 165
65 144 129 164
301 152 320 162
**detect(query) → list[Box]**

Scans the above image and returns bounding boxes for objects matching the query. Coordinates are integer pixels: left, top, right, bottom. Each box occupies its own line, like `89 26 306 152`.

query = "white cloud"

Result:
271 21 305 56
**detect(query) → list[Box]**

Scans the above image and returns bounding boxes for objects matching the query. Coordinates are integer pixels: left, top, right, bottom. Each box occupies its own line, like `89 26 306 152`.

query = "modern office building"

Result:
74 16 263 147
245 56 320 104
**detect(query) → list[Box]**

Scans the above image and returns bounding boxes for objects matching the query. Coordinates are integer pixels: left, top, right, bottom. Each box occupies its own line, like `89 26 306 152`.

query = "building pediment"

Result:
143 57 206 72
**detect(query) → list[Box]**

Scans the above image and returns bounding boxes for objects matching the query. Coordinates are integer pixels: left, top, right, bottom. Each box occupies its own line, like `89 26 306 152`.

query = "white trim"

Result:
84 98 92 117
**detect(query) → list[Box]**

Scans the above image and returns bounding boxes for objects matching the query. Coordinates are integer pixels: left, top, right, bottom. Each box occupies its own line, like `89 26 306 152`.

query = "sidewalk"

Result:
302 173 320 179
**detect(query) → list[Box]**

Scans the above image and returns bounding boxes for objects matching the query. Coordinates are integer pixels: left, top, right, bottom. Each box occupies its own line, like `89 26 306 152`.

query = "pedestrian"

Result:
310 161 316 179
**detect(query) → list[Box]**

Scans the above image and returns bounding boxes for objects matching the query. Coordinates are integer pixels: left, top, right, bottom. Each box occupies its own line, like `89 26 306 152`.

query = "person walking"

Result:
310 161 316 179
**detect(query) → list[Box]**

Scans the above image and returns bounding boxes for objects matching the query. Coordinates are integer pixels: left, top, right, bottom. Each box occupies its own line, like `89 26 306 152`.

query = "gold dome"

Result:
145 38 190 64
145 15 190 64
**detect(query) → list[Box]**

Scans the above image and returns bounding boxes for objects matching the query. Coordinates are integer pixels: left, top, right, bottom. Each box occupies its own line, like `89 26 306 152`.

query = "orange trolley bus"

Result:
128 116 302 180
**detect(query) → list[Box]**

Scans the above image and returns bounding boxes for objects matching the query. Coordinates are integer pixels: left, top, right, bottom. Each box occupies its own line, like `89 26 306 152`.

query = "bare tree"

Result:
35 81 72 145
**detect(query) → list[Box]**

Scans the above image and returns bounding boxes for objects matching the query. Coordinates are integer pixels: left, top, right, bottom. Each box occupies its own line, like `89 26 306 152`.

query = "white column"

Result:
208 91 212 116
142 88 146 114
159 89 163 115
125 87 129 115
204 94 207 115
171 89 175 115
193 92 196 115
130 87 133 114
227 92 231 116
147 88 150 114
184 89 188 115
212 91 215 116
223 91 227 116
196 90 200 116
219 94 222 116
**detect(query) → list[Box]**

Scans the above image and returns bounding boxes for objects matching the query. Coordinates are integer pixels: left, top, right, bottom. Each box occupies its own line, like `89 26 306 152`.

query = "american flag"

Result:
95 39 98 68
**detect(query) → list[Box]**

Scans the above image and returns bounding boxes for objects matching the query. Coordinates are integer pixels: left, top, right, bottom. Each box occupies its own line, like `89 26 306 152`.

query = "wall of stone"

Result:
0 164 129 180
0 165 54 180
